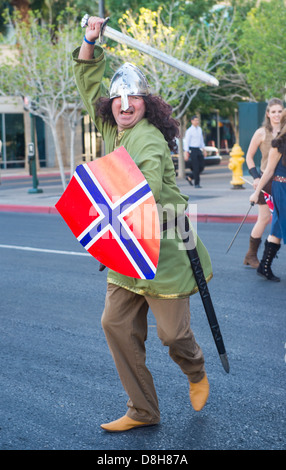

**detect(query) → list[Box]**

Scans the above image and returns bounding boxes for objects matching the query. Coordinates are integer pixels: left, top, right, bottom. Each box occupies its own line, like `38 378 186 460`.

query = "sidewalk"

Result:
0 163 259 223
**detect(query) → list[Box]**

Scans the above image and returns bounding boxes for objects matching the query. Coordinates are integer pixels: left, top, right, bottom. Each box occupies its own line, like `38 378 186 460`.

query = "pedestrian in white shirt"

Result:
184 116 206 188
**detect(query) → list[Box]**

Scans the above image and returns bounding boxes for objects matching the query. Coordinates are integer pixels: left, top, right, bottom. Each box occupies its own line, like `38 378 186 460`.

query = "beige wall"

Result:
0 44 19 65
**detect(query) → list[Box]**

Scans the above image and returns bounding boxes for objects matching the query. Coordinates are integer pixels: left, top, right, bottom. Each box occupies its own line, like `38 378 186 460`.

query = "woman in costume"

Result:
250 109 286 281
244 98 283 268
72 16 212 432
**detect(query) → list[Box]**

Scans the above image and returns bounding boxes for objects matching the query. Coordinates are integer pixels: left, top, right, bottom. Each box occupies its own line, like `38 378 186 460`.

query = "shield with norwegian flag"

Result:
55 146 160 279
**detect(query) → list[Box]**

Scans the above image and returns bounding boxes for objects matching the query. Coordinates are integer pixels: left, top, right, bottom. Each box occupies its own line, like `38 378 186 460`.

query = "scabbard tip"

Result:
220 353 230 373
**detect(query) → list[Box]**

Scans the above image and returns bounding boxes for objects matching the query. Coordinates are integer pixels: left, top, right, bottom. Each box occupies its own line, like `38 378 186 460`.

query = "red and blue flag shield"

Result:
263 191 274 213
55 146 160 279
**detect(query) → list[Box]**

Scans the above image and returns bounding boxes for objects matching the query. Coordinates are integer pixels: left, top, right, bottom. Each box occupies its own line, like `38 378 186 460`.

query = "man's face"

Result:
112 95 146 131
191 117 199 127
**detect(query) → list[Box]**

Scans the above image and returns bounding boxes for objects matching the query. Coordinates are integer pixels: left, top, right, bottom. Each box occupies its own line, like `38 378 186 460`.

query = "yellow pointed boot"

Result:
100 415 156 432
189 374 209 411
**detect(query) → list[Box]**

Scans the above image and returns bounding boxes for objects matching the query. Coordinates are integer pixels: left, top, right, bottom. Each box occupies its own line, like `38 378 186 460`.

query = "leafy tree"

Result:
238 0 286 101
108 7 242 118
194 1 257 117
0 0 102 34
105 0 218 26
105 7 250 176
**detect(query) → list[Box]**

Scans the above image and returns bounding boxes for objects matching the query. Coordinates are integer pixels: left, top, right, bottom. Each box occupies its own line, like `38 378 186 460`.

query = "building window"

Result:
0 113 46 169
0 113 25 168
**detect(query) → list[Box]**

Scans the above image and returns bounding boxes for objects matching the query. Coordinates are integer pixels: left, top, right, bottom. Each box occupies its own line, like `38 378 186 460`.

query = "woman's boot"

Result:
257 240 280 282
243 236 261 268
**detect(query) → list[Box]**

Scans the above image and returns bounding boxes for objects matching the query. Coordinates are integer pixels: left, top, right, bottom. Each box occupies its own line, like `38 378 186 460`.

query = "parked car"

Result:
172 146 222 173
203 146 223 165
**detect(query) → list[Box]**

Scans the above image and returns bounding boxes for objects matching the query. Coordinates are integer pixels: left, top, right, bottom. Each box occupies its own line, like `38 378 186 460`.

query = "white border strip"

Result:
0 244 89 256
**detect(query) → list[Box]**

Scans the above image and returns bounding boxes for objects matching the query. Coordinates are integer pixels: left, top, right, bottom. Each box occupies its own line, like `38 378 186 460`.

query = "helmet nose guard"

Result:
109 63 150 111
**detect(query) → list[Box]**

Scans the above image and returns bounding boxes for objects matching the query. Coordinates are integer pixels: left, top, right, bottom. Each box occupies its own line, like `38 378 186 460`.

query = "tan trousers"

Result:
101 283 205 424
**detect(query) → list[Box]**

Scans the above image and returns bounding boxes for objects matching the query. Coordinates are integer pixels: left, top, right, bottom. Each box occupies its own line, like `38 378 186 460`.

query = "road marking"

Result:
0 244 89 256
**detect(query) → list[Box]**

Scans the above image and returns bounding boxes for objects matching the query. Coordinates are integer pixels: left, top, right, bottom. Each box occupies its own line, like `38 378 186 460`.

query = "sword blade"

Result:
226 203 254 254
81 16 219 86
241 176 267 194
103 26 219 86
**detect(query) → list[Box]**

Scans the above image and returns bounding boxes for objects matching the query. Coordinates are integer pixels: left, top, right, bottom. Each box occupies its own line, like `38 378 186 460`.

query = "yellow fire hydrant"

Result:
228 143 245 189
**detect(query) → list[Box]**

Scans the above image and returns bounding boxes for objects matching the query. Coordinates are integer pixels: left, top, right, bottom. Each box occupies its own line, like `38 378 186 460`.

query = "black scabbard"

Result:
178 216 230 373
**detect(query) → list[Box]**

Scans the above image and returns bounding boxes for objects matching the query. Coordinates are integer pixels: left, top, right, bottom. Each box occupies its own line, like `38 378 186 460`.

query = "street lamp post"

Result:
99 0 105 18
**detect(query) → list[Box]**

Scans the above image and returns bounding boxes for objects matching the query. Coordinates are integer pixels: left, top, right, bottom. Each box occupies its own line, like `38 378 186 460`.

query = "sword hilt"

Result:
80 14 110 44
80 13 89 28
99 17 110 44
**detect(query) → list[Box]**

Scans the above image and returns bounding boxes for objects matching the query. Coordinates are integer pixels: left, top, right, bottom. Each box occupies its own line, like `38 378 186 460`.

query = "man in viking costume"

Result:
73 16 212 432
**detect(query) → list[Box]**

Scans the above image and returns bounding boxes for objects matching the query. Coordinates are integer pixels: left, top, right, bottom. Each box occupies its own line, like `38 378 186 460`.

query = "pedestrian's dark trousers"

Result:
186 147 205 185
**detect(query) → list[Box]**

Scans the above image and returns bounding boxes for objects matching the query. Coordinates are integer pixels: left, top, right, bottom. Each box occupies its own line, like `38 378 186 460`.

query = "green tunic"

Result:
72 46 212 298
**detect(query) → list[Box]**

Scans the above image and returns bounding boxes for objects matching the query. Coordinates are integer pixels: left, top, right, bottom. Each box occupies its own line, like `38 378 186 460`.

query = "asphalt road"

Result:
0 212 285 451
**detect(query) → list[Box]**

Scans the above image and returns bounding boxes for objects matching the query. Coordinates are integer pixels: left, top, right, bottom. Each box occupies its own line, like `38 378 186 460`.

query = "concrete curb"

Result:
196 214 257 224
0 204 258 223
0 205 58 214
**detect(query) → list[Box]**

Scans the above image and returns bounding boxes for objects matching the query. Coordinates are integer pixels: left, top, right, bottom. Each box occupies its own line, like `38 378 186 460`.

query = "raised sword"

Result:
81 15 219 87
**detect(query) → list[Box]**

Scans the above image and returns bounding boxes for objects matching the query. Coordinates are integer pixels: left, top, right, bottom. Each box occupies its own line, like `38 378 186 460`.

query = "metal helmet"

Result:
109 63 150 111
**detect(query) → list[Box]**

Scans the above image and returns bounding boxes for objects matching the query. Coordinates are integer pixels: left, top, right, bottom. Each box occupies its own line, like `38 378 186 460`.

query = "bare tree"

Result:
62 103 84 176
1 8 82 188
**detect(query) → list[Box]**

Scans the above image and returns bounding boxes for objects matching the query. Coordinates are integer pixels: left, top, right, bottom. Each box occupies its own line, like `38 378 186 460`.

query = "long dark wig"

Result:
95 94 180 153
